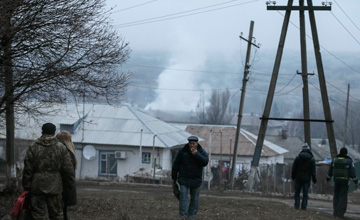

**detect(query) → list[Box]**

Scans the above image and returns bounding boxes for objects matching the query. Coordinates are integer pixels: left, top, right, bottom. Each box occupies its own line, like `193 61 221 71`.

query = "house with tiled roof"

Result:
172 124 288 175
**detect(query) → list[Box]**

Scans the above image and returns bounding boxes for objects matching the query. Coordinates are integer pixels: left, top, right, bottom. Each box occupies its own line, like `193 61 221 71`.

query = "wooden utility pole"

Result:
248 0 337 191
229 20 260 189
343 84 350 148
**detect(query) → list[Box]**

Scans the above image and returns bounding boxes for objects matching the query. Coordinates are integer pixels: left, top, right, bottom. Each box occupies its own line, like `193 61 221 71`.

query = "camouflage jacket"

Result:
22 134 75 195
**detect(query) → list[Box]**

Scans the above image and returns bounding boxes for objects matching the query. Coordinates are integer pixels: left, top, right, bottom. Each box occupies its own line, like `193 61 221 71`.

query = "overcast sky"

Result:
105 0 360 111
107 0 360 53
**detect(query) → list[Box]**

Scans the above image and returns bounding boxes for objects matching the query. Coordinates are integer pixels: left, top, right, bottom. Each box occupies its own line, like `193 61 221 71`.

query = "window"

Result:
142 152 151 164
99 151 117 176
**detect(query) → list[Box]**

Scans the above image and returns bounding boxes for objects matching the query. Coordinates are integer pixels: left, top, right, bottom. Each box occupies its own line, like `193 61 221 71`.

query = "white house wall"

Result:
161 148 172 170
75 144 171 180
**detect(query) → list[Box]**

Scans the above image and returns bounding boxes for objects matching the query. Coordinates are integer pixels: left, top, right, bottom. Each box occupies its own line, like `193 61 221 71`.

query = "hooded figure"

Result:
291 143 317 210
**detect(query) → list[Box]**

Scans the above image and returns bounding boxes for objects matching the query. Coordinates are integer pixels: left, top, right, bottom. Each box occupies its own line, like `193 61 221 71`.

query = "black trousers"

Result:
333 179 349 218
294 180 311 210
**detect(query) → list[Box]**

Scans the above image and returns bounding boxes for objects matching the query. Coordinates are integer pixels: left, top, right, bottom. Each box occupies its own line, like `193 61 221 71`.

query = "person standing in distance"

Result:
172 136 209 219
22 123 75 220
291 143 317 210
56 130 78 220
327 147 358 219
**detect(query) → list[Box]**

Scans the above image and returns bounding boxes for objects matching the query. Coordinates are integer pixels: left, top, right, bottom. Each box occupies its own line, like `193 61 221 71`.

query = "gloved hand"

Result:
355 182 359 189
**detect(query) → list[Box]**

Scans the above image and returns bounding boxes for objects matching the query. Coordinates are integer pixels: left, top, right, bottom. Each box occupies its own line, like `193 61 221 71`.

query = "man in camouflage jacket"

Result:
22 123 75 220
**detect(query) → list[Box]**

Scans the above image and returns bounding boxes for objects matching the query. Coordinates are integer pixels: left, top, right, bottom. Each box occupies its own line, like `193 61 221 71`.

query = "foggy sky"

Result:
106 0 360 112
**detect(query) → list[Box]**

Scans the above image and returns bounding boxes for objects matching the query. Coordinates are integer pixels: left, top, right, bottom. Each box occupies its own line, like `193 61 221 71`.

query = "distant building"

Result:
231 113 284 136
265 135 360 164
0 103 195 180
172 124 288 176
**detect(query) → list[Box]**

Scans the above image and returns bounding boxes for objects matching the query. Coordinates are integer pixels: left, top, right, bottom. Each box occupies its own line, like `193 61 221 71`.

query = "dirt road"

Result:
68 181 360 220
1 181 359 220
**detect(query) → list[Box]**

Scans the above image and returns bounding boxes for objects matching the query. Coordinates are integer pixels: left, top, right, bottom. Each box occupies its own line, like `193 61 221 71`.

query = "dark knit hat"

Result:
187 136 198 142
42 123 56 135
340 147 348 155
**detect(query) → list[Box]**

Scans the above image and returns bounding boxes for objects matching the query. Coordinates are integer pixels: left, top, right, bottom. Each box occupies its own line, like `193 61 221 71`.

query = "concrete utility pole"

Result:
248 0 337 191
298 0 313 148
229 20 260 189
207 129 212 190
343 84 350 148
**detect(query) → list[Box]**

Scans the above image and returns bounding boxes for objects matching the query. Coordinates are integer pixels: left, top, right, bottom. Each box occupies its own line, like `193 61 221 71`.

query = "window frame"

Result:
98 151 118 177
142 152 151 164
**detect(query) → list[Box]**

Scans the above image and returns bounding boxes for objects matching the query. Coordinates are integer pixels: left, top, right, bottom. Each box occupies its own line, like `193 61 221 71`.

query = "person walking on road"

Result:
327 147 358 219
22 123 75 220
56 130 78 220
172 136 209 219
291 143 317 210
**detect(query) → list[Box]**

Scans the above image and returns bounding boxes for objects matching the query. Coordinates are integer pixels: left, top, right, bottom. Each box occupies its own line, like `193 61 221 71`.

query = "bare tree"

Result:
196 89 234 125
0 0 131 177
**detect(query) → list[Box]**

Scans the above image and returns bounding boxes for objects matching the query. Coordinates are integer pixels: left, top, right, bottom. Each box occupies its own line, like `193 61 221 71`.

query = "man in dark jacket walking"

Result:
172 136 209 219
327 147 358 219
22 123 75 220
291 143 317 210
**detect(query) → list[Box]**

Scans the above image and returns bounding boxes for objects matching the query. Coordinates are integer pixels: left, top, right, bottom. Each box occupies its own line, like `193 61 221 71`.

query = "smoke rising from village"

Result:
145 30 212 111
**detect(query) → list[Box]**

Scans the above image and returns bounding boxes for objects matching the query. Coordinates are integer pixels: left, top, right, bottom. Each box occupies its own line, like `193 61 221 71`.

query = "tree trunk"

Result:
2 2 16 178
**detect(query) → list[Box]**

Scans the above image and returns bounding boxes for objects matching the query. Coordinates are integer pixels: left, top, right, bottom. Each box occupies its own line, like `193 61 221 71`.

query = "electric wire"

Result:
128 84 240 92
126 63 295 76
115 0 241 26
125 63 240 75
333 0 360 33
330 12 360 46
276 11 360 75
111 0 159 14
325 81 360 103
309 82 359 116
274 73 297 94
114 0 260 28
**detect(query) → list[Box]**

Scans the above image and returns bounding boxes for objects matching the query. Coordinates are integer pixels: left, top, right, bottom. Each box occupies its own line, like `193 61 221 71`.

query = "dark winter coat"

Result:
327 154 358 184
171 143 209 188
291 150 317 183
22 134 75 195
62 150 77 206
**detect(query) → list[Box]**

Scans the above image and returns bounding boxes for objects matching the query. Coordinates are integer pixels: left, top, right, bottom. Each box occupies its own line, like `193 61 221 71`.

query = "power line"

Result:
325 81 360 103
128 84 240 92
115 0 240 26
330 12 360 46
126 63 297 77
114 0 259 28
333 0 360 33
111 0 159 14
274 73 297 94
275 11 360 75
125 63 240 75
309 82 359 115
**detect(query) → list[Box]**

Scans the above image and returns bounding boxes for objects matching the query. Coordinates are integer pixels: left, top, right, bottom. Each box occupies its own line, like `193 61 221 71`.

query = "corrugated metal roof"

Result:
6 103 193 148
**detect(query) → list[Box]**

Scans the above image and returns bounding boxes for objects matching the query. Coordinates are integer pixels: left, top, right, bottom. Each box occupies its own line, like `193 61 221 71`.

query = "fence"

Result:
209 163 333 195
